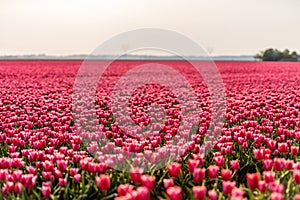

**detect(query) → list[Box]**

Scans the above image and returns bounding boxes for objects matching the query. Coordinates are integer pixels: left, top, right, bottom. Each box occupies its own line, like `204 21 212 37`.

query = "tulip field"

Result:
1 60 300 200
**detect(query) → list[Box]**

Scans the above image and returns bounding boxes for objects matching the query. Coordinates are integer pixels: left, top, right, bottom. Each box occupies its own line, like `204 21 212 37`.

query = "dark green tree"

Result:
254 48 299 61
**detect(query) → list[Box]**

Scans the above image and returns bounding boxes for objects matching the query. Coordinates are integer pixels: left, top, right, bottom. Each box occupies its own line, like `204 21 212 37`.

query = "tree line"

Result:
254 48 299 61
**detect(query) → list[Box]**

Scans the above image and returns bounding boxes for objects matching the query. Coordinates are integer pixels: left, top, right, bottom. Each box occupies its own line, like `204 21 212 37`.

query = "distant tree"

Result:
254 48 299 61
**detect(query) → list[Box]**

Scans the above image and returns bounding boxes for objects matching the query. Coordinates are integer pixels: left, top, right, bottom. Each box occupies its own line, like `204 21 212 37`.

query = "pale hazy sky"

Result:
0 0 299 56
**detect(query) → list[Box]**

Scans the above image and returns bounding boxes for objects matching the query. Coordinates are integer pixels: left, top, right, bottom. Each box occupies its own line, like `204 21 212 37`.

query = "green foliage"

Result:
254 48 299 61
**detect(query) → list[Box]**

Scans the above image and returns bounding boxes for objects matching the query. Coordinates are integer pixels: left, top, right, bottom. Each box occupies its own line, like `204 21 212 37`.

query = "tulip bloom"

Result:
188 159 200 173
263 159 273 171
59 178 67 187
117 184 134 197
14 182 23 194
293 170 300 184
221 169 232 181
263 171 275 183
193 168 205 183
247 172 260 189
167 162 181 178
207 165 219 179
291 146 299 156
274 158 285 171
163 179 174 189
42 185 51 198
74 174 81 183
130 168 143 183
230 160 240 170
141 175 155 190
95 175 111 191
222 181 236 195
136 186 150 200
213 156 224 167
208 190 217 200
192 186 206 200
166 186 182 200
56 160 68 172
258 181 267 192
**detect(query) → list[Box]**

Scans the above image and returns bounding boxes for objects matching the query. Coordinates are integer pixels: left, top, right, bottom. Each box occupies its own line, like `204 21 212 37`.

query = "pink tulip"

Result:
166 186 182 200
14 182 23 194
73 174 81 183
208 190 217 200
247 172 260 189
141 175 155 190
207 165 219 179
188 159 200 173
130 168 143 183
167 162 181 178
222 181 236 194
163 178 174 189
117 184 134 197
95 175 111 191
56 160 68 172
59 178 67 187
221 169 232 181
42 185 51 198
193 186 206 200
193 168 205 183
230 160 240 170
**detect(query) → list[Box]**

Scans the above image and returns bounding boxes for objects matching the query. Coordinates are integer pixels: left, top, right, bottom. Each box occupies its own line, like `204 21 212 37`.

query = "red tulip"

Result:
163 178 174 189
221 169 232 181
13 170 23 182
42 185 51 198
70 168 79 177
136 186 150 200
167 162 181 178
208 190 217 200
258 181 267 192
117 184 134 197
59 178 67 187
56 160 68 172
27 166 37 175
192 186 206 200
42 171 52 181
254 149 264 160
291 146 299 156
193 168 205 183
274 158 285 171
207 165 219 179
43 161 54 172
141 175 155 190
269 182 284 194
278 143 289 154
293 170 300 184
0 169 8 181
263 171 275 183
213 156 224 167
222 181 236 194
130 168 143 183
166 186 182 200
188 159 200 173
263 159 273 171
74 174 81 183
231 188 244 199
270 192 284 200
285 160 294 170
294 194 300 200
230 160 240 170
14 182 23 194
95 175 111 191
247 172 260 189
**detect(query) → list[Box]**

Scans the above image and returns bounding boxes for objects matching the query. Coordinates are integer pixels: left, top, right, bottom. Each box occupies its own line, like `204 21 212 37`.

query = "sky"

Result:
0 0 299 56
